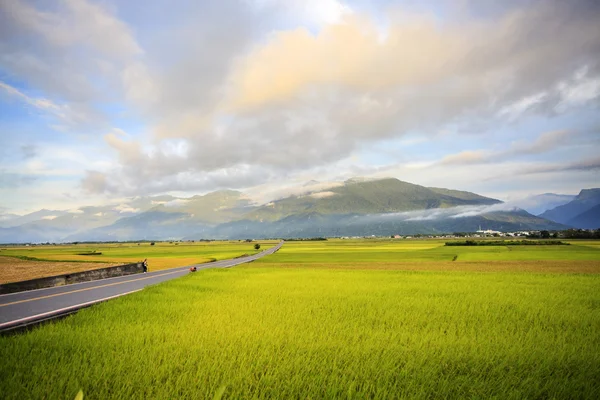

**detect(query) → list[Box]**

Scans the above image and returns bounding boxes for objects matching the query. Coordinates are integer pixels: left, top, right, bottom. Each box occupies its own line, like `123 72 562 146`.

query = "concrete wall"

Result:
0 262 144 295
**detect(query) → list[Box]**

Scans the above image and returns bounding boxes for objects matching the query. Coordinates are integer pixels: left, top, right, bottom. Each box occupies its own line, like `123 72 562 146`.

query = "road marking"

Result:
0 270 184 308
0 245 279 298
0 266 193 298
0 289 142 330
0 243 283 307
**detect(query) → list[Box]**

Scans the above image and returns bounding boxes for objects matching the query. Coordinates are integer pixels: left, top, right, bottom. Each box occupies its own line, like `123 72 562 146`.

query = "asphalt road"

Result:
0 241 283 332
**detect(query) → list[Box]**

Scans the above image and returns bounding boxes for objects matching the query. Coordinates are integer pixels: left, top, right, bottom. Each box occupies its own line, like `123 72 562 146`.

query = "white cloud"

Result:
252 0 352 26
113 204 140 214
309 191 337 199
86 0 599 198
0 0 143 130
498 92 548 120
2 0 600 213
354 203 519 223
163 199 189 208
555 66 600 112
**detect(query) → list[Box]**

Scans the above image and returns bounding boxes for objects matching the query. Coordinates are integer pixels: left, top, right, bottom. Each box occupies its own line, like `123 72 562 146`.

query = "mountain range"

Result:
507 193 576 216
539 189 600 229
1 178 592 243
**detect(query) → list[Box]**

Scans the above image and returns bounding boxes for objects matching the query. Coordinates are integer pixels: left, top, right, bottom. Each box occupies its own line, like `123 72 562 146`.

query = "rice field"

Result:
1 239 599 399
0 240 278 283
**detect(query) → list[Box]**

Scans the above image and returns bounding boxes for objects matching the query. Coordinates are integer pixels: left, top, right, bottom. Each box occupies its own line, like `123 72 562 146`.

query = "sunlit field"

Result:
1 239 599 399
0 241 278 283
253 239 600 272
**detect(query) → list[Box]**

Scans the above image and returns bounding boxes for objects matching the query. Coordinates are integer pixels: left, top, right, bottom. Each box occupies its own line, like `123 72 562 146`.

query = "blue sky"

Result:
0 0 599 214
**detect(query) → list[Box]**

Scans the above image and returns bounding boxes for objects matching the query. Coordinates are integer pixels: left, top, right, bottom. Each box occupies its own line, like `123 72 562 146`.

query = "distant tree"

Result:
540 230 550 239
150 242 155 246
391 235 395 239
254 243 261 250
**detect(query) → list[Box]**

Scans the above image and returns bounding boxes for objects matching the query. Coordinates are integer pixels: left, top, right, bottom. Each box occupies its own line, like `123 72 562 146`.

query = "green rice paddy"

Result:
1 239 599 399
0 240 280 272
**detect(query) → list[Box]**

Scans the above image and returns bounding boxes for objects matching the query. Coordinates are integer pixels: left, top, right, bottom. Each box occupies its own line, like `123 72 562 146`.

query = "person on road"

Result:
142 259 148 273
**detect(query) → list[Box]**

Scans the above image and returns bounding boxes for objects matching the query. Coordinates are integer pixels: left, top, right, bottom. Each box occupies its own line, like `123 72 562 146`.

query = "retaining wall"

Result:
0 262 144 295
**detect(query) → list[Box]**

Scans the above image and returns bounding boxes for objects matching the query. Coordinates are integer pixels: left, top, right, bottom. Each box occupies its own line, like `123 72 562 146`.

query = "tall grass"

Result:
1 267 599 399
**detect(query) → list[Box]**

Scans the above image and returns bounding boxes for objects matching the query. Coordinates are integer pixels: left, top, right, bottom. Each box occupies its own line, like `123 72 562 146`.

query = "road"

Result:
0 241 283 332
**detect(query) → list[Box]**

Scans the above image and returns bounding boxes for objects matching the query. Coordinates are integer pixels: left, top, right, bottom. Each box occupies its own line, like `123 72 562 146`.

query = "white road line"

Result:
0 242 283 329
0 244 280 298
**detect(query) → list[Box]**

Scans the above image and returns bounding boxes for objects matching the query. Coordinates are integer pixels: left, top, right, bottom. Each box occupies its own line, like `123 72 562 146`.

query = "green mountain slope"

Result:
245 178 500 221
1 179 568 243
427 187 497 202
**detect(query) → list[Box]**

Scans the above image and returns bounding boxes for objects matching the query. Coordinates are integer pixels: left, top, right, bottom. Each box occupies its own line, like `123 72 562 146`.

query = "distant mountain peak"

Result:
540 187 600 227
0 178 572 243
577 188 600 199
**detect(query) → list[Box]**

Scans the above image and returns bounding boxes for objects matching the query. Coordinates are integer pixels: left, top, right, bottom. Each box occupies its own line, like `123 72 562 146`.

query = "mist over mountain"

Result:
246 178 500 222
0 178 569 243
505 193 576 216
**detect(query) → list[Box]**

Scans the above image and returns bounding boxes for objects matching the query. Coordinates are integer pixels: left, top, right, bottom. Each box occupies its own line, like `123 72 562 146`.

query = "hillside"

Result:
427 187 498 202
1 178 569 243
540 189 600 225
182 209 566 240
245 178 500 222
566 204 600 229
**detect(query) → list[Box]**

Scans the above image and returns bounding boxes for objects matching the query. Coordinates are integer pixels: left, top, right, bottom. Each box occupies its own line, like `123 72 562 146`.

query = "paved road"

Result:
0 242 283 332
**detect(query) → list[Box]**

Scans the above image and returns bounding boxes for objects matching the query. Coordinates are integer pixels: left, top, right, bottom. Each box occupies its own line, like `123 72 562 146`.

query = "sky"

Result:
0 0 599 215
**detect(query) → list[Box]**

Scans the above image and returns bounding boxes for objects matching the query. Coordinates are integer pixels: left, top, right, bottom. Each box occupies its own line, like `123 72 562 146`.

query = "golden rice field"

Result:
1 239 599 399
0 240 278 283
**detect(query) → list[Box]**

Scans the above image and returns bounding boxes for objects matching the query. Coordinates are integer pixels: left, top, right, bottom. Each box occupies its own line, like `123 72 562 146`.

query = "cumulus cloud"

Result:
2 0 599 202
0 0 143 128
86 0 599 196
81 170 112 194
